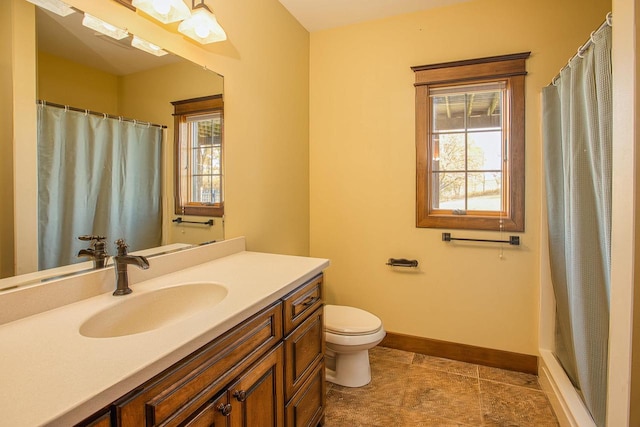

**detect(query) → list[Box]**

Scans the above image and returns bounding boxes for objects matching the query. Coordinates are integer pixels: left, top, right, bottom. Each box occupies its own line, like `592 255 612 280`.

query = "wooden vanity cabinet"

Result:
75 274 325 427
183 344 284 427
282 275 325 427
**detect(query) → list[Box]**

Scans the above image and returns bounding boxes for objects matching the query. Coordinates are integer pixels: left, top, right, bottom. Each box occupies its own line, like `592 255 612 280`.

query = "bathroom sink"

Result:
79 283 228 338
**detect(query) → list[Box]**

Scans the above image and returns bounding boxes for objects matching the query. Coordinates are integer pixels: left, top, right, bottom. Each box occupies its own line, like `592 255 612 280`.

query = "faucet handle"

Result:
78 235 109 269
115 238 129 256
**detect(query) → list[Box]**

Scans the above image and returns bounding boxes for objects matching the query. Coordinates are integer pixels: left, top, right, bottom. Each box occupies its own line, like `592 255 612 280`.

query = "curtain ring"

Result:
133 119 137 126
64 105 69 112
606 12 612 26
119 116 123 122
103 113 107 120
84 109 89 116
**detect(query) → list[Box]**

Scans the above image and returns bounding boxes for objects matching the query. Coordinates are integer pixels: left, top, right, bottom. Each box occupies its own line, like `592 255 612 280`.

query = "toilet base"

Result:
325 349 372 387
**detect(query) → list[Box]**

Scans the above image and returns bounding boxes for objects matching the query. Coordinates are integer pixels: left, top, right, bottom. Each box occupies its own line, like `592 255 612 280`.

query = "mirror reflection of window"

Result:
187 112 223 205
172 95 224 217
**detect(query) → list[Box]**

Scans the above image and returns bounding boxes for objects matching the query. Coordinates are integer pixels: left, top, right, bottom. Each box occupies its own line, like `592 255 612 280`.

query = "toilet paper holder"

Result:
386 258 419 268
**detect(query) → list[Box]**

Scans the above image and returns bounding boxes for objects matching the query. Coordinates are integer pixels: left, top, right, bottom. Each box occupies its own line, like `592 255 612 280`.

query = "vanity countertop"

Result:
0 239 329 426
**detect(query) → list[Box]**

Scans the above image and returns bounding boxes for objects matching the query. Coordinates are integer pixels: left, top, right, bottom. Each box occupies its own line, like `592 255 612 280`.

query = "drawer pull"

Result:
301 296 318 307
217 403 232 416
233 390 247 402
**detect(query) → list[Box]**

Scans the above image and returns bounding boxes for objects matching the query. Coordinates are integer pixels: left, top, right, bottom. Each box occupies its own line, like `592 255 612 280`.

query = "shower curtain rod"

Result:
37 100 167 129
551 12 612 85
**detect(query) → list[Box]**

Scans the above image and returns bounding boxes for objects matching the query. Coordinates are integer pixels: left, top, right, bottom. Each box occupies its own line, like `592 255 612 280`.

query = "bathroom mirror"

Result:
4 2 224 283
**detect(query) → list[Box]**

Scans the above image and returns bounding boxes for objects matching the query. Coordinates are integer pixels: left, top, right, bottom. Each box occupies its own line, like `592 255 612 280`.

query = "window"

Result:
172 94 224 217
413 52 529 231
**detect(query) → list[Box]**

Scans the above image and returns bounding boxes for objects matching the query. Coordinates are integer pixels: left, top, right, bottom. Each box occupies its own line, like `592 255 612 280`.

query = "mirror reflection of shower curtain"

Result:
37 106 162 270
542 24 611 427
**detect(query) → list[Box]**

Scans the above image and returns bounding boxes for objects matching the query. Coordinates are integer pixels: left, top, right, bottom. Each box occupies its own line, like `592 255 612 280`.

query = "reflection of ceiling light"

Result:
131 35 169 56
132 0 190 24
82 13 129 40
25 0 75 17
178 1 226 44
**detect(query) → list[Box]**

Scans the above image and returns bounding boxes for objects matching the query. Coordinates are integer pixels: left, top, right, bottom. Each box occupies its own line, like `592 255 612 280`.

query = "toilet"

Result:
324 304 386 387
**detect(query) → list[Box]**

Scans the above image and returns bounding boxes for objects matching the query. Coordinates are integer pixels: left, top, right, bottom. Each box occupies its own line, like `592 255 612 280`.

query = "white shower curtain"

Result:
542 23 611 427
37 105 163 270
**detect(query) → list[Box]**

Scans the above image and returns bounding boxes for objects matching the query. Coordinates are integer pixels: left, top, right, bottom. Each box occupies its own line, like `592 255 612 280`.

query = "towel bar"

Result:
442 232 520 246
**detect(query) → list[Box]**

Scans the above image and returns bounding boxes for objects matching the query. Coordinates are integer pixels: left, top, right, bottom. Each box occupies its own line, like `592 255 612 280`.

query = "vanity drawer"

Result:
284 307 324 401
283 275 323 334
285 360 325 427
114 302 283 426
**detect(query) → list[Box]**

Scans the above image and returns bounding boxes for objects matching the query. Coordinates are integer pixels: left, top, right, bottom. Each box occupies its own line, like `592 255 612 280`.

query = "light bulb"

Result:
195 24 210 38
152 0 171 15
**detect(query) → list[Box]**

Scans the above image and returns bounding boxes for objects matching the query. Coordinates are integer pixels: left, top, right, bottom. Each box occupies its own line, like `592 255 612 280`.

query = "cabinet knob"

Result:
217 403 232 416
233 390 247 402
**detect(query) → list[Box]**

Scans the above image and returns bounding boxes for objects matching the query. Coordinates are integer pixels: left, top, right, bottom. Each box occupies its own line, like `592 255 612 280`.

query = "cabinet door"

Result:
182 394 232 427
284 308 324 401
228 344 284 427
285 361 325 427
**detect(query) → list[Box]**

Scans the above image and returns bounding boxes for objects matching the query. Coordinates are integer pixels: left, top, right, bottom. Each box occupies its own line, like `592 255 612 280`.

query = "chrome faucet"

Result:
113 239 149 296
77 235 109 269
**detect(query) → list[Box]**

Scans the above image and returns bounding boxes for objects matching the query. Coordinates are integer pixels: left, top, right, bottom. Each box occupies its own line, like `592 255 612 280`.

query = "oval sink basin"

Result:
80 283 228 338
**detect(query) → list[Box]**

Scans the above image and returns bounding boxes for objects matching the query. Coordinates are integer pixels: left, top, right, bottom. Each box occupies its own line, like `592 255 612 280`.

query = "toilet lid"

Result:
324 305 383 336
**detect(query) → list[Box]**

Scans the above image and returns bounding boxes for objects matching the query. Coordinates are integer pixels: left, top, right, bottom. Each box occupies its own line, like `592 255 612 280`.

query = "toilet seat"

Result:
324 305 382 336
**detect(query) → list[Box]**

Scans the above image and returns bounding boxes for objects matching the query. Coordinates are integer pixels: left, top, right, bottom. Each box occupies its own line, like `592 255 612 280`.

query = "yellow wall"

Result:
9 0 38 275
37 52 119 113
0 0 15 277
309 0 610 354
630 3 640 423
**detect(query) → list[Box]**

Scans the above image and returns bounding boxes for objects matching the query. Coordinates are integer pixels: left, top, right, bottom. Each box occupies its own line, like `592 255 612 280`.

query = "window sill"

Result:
176 204 224 217
417 213 523 232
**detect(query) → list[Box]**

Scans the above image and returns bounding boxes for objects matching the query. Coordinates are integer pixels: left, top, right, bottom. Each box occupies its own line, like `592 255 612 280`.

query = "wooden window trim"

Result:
172 94 224 217
414 52 529 232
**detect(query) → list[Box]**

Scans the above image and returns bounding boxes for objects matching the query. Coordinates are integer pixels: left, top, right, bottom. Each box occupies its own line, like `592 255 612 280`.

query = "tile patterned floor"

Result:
324 346 559 427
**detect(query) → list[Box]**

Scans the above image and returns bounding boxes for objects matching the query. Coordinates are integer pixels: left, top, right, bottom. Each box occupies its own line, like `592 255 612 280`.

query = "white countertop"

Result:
0 240 329 426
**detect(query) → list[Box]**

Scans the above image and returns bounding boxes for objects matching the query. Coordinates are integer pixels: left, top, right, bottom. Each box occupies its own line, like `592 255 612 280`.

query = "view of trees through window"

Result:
430 85 505 212
188 113 222 205
172 94 224 217
414 52 527 231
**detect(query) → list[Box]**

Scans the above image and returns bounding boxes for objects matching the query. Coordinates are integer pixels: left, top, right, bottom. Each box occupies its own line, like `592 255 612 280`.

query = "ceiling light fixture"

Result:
82 13 129 40
132 0 191 24
178 0 226 44
131 35 169 56
24 0 75 17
